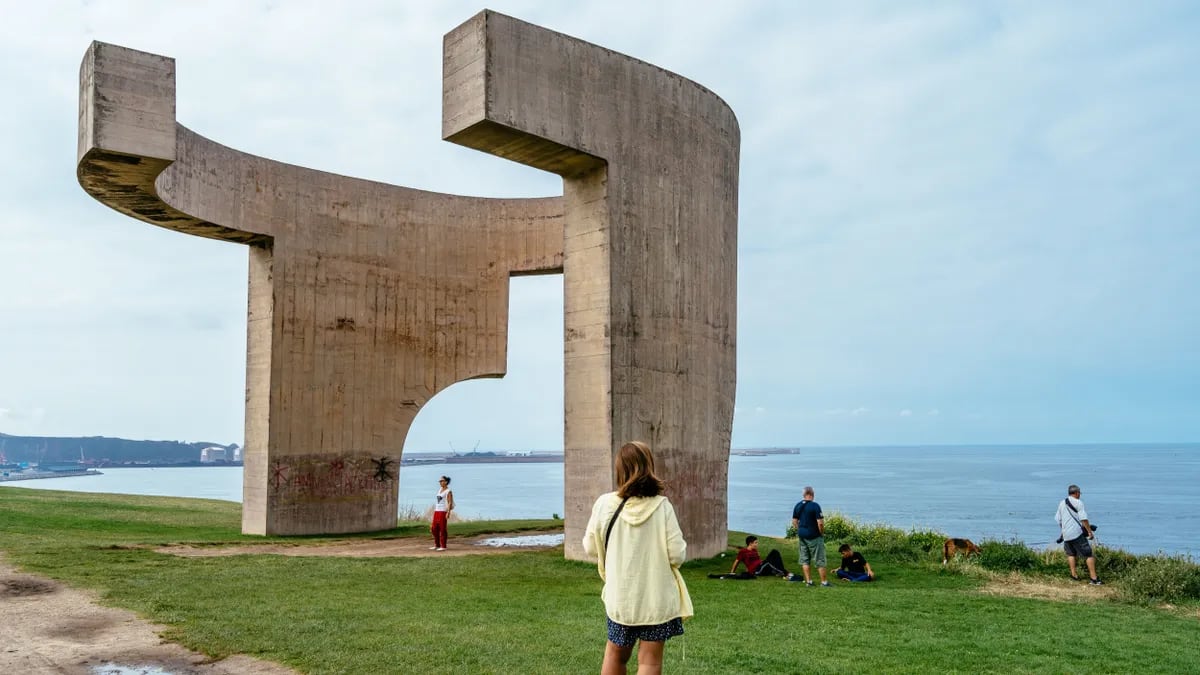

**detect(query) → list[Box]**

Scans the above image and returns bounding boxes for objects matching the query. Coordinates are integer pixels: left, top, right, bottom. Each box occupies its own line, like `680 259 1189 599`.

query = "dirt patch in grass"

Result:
156 531 564 558
0 559 296 675
979 573 1115 602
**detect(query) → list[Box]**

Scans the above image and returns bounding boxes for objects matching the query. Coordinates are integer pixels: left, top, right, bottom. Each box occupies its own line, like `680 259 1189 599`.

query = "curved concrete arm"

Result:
76 40 565 536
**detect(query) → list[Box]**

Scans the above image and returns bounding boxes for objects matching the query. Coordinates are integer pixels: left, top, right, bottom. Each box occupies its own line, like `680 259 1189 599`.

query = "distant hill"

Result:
0 432 236 465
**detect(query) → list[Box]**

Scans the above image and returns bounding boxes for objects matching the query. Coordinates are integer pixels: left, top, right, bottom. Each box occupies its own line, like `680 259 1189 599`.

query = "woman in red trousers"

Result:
430 475 454 551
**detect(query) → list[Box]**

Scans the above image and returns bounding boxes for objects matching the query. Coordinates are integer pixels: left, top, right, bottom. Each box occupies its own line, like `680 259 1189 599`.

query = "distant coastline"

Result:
0 468 102 482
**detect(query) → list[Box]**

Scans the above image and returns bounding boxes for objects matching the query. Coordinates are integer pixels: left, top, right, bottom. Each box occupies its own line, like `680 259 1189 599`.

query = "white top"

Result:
1055 495 1089 541
434 488 450 512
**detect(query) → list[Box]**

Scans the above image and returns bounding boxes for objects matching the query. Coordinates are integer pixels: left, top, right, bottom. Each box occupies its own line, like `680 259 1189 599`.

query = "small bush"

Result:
799 513 947 563
908 529 946 555
821 513 857 542
863 528 922 562
1118 555 1200 603
979 540 1040 572
1094 545 1140 578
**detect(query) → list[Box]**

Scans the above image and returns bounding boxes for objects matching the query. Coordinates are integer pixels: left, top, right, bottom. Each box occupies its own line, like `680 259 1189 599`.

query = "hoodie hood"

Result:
615 494 668 526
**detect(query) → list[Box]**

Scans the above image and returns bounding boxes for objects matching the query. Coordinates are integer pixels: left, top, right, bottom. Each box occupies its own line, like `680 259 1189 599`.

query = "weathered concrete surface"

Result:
76 11 737 557
78 41 563 535
445 12 739 559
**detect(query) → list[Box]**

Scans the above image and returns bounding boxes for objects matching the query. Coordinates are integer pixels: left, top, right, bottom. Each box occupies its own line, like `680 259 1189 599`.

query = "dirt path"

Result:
0 559 297 675
0 533 561 673
156 531 564 558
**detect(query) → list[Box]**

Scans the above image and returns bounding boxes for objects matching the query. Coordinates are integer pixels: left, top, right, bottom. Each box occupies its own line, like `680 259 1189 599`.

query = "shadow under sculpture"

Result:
76 10 738 560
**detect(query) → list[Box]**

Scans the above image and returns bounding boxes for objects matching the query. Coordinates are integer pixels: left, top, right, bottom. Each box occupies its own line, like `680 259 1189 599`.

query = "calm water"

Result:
6 444 1197 556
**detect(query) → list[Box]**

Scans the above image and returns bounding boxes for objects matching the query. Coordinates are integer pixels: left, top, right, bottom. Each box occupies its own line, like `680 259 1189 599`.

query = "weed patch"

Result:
1117 554 1200 603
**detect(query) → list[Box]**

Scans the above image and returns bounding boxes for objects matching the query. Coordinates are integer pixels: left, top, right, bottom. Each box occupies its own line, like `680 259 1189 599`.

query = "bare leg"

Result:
636 641 664 675
602 641 634 675
1085 556 1098 580
801 564 812 583
1067 555 1078 578
818 567 828 584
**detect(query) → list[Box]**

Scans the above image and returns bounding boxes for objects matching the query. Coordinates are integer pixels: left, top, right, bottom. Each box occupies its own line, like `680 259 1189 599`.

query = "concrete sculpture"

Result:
77 10 738 559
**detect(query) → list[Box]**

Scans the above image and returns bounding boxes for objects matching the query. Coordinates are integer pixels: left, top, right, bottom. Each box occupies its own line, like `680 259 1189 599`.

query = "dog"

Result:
942 538 981 565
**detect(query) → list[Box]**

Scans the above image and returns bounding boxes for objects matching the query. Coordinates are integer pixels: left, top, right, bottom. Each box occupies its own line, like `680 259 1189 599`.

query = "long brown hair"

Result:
615 441 664 498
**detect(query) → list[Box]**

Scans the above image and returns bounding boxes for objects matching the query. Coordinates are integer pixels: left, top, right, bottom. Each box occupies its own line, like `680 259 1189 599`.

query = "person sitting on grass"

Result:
835 544 874 582
726 535 791 578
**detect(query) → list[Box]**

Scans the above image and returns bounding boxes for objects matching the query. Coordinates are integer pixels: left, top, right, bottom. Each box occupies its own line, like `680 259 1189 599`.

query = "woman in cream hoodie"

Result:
583 441 693 675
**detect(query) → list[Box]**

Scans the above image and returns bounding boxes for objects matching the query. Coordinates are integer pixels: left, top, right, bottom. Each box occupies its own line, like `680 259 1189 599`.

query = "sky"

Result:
1 1 1197 450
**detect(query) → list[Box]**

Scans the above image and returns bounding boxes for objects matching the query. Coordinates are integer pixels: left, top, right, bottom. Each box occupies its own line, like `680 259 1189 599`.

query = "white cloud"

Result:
899 409 913 417
0 1 1196 447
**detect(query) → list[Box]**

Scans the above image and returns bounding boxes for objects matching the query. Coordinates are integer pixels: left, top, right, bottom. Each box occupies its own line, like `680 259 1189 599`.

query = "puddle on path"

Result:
475 533 565 547
92 665 176 675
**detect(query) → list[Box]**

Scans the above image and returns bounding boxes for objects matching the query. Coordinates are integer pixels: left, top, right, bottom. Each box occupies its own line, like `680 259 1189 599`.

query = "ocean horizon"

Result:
6 443 1196 557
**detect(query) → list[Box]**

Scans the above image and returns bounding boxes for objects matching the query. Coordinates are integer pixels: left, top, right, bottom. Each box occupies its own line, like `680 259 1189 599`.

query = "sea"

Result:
5 444 1196 557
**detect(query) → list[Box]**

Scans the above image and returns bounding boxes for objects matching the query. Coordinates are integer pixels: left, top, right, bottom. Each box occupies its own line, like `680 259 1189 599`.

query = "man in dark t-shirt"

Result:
791 486 829 586
836 543 874 582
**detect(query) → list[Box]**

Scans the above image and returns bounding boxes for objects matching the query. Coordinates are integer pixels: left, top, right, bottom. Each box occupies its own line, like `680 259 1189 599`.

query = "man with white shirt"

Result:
1055 484 1102 585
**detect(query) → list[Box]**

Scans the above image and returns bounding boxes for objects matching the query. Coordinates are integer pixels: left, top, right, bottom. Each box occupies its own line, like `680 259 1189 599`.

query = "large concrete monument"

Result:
76 11 738 560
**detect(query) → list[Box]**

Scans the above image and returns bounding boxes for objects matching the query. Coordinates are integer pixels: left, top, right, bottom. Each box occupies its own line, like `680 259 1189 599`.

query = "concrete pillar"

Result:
443 12 738 559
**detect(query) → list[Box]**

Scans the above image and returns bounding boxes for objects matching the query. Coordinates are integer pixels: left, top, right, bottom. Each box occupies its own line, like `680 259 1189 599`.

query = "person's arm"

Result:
865 561 874 579
664 501 688 567
581 498 601 558
730 553 741 574
447 490 455 512
791 517 799 531
816 516 825 536
1076 501 1093 538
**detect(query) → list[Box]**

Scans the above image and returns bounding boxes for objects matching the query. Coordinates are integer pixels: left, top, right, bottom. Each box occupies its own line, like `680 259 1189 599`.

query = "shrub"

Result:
805 513 947 563
1117 555 1200 603
1094 544 1140 578
908 529 946 555
978 540 1040 572
821 513 858 542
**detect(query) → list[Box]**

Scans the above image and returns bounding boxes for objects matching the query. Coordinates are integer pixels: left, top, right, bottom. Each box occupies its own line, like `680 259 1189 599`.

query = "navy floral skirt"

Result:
606 616 684 647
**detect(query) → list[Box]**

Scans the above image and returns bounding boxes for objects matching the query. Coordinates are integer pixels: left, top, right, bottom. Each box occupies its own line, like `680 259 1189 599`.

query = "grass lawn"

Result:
1 487 1196 674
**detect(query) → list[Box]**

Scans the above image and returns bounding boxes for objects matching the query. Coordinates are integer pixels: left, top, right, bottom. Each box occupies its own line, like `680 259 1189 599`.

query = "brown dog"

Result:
942 538 981 565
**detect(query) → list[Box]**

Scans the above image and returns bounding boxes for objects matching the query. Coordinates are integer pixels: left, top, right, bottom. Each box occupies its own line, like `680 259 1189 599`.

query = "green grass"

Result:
2 487 1197 674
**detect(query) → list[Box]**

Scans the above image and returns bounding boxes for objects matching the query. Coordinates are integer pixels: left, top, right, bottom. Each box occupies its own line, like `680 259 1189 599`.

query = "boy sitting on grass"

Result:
735 535 790 577
710 535 790 579
835 544 874 582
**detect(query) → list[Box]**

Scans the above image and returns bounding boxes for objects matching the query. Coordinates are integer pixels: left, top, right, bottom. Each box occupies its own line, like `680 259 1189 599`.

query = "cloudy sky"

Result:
1 1 1196 450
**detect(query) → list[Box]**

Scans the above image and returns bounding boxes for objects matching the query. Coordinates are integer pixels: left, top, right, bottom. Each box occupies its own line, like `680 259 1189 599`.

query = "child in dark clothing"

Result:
836 543 874 582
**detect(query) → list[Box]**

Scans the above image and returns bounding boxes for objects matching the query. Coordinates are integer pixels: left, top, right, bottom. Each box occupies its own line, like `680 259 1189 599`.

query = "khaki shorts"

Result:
798 536 826 567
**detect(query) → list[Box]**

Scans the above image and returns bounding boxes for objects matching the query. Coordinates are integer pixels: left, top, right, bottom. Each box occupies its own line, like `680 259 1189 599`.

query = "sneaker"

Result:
436 547 447 551
805 581 814 587
821 581 833 587
429 546 439 550
1069 575 1081 581
1089 578 1104 585
786 575 804 582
